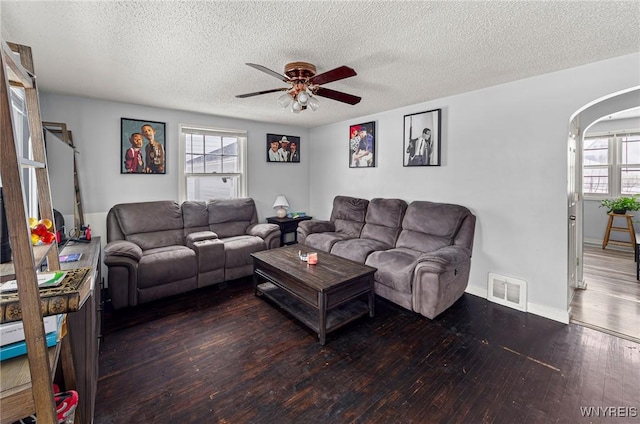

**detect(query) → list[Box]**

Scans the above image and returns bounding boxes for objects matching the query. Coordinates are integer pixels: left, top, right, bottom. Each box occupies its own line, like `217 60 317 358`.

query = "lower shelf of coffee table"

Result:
256 282 370 335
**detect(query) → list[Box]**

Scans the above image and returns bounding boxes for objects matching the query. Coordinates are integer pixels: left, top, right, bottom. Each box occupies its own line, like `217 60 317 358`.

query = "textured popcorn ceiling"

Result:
1 1 638 128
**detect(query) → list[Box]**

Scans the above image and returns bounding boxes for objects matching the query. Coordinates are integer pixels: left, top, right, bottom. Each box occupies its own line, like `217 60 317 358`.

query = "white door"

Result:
568 117 583 306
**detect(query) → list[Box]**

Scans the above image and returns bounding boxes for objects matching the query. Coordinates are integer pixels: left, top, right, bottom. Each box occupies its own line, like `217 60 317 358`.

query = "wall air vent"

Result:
487 273 527 312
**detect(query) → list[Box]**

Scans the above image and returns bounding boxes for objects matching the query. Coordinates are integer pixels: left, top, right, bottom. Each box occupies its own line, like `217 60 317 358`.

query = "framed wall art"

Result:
349 121 376 168
403 109 441 166
266 133 300 162
121 118 166 174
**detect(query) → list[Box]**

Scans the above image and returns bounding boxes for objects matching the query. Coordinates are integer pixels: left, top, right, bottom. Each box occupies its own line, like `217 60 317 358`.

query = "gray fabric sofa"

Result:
298 196 476 319
104 198 280 309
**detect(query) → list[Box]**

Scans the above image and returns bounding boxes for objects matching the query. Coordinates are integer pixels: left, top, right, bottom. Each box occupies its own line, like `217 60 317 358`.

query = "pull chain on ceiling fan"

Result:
236 62 361 113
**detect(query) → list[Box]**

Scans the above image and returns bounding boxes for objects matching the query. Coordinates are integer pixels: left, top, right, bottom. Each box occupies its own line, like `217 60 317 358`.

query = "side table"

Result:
602 212 635 250
266 216 312 246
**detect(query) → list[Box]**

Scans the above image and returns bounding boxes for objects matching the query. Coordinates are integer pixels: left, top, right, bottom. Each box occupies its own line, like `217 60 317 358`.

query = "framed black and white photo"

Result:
349 121 376 168
403 109 441 166
121 118 166 174
266 133 301 163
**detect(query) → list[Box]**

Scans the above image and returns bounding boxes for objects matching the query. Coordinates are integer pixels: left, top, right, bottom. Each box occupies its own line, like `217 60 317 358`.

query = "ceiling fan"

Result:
236 62 361 113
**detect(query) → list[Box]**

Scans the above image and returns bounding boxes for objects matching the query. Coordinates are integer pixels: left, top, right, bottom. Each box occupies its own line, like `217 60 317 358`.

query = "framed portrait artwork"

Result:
266 133 301 163
349 121 376 168
403 109 441 167
121 118 166 174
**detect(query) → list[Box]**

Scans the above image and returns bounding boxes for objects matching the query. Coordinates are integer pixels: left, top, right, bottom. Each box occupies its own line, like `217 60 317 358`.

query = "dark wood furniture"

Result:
251 244 376 344
266 216 312 246
59 237 102 424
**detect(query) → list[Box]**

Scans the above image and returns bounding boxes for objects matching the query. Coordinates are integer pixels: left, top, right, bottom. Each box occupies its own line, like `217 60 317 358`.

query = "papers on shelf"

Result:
0 271 67 293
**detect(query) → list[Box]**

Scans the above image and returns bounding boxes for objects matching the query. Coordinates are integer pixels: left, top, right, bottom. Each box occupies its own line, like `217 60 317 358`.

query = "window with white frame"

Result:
179 125 247 202
583 131 640 197
9 86 38 218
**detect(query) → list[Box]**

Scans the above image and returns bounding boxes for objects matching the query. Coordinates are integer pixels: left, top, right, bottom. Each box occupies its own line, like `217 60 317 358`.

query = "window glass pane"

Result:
204 135 221 157
186 176 237 200
583 168 608 194
203 154 222 173
583 137 608 166
621 136 640 165
223 155 238 173
184 152 192 173
621 167 640 194
10 87 32 161
188 134 204 155
223 137 238 155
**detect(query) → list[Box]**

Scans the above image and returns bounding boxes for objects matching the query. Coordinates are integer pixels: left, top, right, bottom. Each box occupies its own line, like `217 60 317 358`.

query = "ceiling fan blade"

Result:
236 88 289 98
246 63 290 82
315 87 361 105
309 66 357 85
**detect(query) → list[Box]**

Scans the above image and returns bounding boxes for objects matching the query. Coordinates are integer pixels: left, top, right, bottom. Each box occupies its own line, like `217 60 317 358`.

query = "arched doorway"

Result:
568 86 640 340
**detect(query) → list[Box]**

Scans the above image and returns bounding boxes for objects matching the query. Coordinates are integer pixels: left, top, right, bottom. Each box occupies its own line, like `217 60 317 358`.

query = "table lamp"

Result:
273 195 289 218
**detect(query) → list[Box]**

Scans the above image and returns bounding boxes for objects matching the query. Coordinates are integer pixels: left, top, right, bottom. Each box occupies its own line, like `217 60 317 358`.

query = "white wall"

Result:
308 53 640 323
39 94 311 241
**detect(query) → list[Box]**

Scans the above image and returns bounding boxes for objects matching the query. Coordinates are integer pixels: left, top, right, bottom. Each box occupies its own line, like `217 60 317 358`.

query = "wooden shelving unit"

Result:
0 40 61 424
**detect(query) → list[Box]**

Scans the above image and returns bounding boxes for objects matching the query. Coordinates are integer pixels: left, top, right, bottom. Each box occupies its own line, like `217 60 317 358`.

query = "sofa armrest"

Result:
247 223 278 238
104 240 142 309
186 236 225 274
186 231 218 244
416 246 471 273
297 220 335 245
104 240 143 262
412 245 472 319
247 223 281 249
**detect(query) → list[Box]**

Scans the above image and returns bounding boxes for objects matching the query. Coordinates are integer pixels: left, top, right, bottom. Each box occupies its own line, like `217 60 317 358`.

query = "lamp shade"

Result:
273 195 289 218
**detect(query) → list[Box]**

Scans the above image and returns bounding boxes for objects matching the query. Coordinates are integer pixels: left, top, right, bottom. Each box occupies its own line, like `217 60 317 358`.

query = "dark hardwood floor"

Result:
95 278 640 424
571 244 640 343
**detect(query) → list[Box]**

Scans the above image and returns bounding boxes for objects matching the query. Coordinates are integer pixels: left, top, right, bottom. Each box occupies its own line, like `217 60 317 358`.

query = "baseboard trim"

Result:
465 286 569 324
527 302 570 324
465 284 487 298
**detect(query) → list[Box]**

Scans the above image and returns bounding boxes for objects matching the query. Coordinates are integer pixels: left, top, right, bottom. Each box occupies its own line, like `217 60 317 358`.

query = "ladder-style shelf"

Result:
0 40 61 424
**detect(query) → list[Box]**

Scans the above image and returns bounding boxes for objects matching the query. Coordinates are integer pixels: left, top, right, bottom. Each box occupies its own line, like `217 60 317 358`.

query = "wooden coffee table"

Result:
251 245 376 345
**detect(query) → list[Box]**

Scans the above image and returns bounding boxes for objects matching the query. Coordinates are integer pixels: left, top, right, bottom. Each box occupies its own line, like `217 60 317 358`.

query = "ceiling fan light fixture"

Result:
277 93 293 108
297 91 309 106
237 62 359 113
308 96 320 111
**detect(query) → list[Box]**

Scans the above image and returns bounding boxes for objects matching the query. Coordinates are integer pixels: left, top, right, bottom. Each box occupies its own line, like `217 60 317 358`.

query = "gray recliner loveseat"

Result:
104 198 280 309
298 196 476 319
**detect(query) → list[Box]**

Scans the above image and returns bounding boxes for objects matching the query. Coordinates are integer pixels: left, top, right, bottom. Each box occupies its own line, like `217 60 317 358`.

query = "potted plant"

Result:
600 195 640 214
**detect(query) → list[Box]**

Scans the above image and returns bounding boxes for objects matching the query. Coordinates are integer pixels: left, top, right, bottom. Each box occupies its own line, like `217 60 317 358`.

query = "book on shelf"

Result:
0 313 59 346
59 253 82 263
0 271 67 293
0 330 58 361
0 314 63 361
0 267 93 324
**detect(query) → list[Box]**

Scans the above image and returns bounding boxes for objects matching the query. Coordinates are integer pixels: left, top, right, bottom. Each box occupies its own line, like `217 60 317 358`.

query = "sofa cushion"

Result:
330 196 368 237
208 198 258 238
330 238 392 263
396 201 470 253
360 198 407 246
221 235 266 268
137 245 197 288
305 232 351 253
112 201 185 250
365 248 421 294
182 201 210 236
